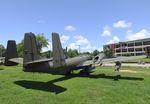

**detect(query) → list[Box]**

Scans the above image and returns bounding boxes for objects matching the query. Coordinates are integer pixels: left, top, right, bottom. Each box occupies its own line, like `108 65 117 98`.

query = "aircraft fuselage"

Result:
23 55 92 75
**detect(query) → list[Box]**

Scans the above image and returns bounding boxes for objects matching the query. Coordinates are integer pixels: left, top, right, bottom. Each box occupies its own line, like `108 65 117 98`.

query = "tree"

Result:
92 49 100 56
67 49 79 58
0 44 5 57
41 50 52 58
36 33 49 53
63 47 68 59
81 52 91 55
104 48 113 58
17 33 49 57
17 40 24 57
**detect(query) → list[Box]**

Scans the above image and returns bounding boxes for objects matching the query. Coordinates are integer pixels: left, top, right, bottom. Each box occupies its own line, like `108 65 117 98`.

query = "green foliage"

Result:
81 52 91 55
17 33 49 57
124 57 150 63
0 65 150 104
104 48 113 58
67 49 79 58
41 51 52 58
92 49 100 56
0 44 6 57
17 40 24 57
63 48 68 58
36 33 49 53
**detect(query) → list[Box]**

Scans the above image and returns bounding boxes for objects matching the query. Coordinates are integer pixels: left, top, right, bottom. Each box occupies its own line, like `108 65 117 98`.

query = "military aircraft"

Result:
4 32 146 75
4 32 104 75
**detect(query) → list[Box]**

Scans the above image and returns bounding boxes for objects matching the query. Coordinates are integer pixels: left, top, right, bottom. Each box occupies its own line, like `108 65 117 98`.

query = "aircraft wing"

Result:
9 58 53 65
24 58 53 65
9 58 23 64
101 55 146 63
76 60 93 67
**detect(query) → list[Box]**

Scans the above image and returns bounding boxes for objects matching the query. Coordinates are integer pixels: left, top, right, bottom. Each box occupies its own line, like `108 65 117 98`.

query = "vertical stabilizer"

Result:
23 32 40 64
52 32 66 68
5 40 18 66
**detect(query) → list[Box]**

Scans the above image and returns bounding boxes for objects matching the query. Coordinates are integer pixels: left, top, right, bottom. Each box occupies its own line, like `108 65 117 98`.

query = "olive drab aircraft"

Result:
4 32 98 75
4 32 146 75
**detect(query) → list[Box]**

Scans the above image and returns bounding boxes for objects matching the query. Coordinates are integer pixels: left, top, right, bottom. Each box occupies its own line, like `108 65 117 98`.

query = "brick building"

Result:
103 38 150 56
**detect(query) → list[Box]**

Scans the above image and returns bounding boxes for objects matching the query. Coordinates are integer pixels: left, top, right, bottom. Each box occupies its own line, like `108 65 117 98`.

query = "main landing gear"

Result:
79 68 90 76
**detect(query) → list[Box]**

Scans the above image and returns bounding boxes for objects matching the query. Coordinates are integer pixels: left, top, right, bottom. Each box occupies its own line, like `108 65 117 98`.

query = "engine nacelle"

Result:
93 53 105 64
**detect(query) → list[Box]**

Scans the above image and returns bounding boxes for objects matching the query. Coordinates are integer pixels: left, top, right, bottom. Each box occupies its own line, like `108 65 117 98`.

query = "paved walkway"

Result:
102 63 150 68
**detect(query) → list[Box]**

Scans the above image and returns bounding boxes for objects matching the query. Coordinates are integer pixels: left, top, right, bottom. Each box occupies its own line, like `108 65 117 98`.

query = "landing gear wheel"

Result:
66 70 73 76
79 69 89 76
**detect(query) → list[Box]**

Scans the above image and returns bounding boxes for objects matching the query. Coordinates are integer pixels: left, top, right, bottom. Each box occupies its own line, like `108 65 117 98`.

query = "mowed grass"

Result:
0 65 150 104
124 57 150 63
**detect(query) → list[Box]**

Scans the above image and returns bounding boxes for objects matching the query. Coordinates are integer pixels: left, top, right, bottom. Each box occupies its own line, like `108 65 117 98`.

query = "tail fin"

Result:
23 32 40 64
5 40 18 66
52 32 66 68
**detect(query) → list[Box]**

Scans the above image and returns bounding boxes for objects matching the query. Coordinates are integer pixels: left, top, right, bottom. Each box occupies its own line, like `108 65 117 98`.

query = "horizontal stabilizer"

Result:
9 58 23 64
24 58 52 65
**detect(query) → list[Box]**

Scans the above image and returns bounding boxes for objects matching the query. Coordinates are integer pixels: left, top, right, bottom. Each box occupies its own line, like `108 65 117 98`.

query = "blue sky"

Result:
0 0 150 52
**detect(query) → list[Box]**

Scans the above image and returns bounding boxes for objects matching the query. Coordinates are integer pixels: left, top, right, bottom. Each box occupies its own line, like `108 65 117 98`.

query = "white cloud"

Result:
82 44 97 52
74 35 89 45
107 36 120 44
101 26 111 36
64 25 76 31
42 41 52 52
42 35 70 52
126 29 150 40
113 20 132 28
42 35 101 53
60 35 70 44
68 35 98 52
68 43 79 50
98 47 104 52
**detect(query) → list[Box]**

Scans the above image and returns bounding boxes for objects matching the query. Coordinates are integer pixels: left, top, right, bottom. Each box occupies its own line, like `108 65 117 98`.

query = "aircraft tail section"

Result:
52 32 66 68
23 32 40 64
5 40 18 66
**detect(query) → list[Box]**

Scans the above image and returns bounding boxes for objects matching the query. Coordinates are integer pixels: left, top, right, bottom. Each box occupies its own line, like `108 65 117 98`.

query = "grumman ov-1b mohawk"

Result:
5 32 104 75
5 32 146 75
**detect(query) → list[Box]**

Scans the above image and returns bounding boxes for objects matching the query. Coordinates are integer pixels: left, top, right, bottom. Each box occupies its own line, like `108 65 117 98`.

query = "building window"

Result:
116 44 119 48
122 49 127 52
116 49 121 52
128 48 134 52
135 42 142 46
128 43 134 47
117 54 121 56
136 53 145 56
143 41 150 45
135 48 142 52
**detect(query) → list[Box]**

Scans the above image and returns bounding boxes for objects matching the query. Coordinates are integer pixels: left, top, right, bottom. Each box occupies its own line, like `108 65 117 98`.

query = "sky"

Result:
0 0 150 52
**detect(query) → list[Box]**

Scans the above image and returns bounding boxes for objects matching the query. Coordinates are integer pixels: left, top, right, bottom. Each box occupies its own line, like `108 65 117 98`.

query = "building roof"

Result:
105 38 150 46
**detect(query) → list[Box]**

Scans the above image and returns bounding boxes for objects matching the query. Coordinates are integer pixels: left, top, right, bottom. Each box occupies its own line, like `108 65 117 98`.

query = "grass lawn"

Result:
0 65 150 104
124 57 150 63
